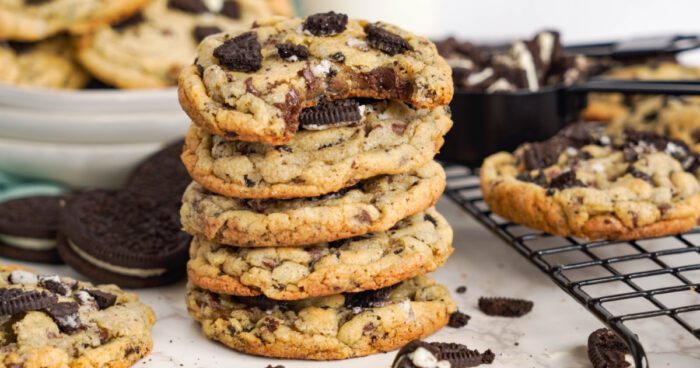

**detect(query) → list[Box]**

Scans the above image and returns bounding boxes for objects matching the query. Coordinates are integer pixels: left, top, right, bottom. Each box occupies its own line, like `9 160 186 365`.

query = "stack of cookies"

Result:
177 12 460 360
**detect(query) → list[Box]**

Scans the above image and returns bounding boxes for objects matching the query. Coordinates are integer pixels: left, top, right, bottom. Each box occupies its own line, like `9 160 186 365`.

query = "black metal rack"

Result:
443 164 700 368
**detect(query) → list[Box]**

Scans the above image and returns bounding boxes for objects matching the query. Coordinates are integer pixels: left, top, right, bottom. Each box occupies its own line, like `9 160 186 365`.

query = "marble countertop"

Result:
14 198 700 367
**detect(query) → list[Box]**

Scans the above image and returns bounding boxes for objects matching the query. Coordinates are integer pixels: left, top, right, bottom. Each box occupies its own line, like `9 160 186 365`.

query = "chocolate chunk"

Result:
588 328 632 368
626 167 653 183
220 1 241 19
560 121 608 146
424 214 438 227
276 43 309 61
658 203 671 216
193 26 222 42
393 340 495 368
230 295 289 311
330 52 345 63
299 99 362 130
38 276 71 296
456 286 467 294
364 24 413 56
548 171 584 192
24 0 52 5
448 310 471 328
213 32 262 72
44 302 83 334
83 289 117 310
168 0 208 13
5 41 35 54
112 12 145 32
0 288 57 316
343 284 398 309
478 297 533 317
302 12 348 37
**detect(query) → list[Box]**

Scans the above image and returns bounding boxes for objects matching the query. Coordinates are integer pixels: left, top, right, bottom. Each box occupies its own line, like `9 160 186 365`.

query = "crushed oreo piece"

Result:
364 24 413 56
626 166 653 183
448 310 471 328
83 289 117 310
213 32 262 72
516 170 547 187
112 12 145 32
265 365 285 368
330 52 345 63
44 302 83 334
393 340 495 368
299 100 363 130
24 0 52 5
220 1 241 19
38 275 71 296
0 288 57 316
230 295 289 311
456 286 467 294
424 213 438 227
276 43 309 61
548 170 584 192
588 328 632 368
478 297 533 317
344 284 398 309
168 0 208 13
302 12 348 37
520 136 571 170
193 25 222 42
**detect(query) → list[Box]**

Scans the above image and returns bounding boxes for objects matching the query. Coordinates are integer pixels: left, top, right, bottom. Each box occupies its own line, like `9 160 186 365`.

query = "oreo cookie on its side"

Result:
125 139 189 210
588 328 633 368
392 340 495 367
299 99 364 131
58 189 190 288
0 196 64 264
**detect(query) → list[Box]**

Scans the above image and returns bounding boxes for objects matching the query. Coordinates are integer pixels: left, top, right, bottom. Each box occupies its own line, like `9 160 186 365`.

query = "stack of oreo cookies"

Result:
177 12 460 360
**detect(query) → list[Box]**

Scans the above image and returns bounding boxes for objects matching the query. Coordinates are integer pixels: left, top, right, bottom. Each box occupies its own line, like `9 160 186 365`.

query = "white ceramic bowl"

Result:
0 136 168 188
0 84 180 113
0 104 189 144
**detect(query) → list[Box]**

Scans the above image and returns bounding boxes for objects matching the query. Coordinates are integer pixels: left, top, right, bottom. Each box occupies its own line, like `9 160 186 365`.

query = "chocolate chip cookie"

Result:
181 161 445 247
182 101 451 199
0 37 89 89
77 0 280 88
179 12 453 145
0 0 149 41
0 267 155 368
185 275 455 360
481 121 700 240
187 209 453 299
582 61 700 123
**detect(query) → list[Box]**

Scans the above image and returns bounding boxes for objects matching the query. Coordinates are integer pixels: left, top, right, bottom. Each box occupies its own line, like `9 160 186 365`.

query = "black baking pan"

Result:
438 80 700 167
437 34 700 167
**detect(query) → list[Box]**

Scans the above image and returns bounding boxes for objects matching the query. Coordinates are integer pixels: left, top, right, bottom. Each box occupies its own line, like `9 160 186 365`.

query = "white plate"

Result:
0 84 179 113
0 105 189 143
0 137 166 188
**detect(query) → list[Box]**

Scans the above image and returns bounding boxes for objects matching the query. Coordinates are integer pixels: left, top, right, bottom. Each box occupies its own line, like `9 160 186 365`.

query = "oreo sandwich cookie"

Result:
58 189 190 288
125 139 189 209
0 196 64 264
392 340 495 367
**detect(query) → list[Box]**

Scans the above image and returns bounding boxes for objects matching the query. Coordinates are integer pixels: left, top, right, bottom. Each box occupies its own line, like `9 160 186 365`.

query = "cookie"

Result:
187 208 453 299
126 138 189 210
178 13 453 145
0 37 89 89
185 275 456 360
607 96 700 153
181 161 446 246
587 328 633 368
478 297 533 317
392 340 495 368
0 196 63 264
582 61 700 123
481 121 700 240
0 0 149 41
0 268 155 368
182 101 452 199
58 189 190 288
77 0 280 88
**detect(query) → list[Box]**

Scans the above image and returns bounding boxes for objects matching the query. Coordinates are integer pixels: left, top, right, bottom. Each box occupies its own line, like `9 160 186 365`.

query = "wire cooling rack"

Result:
442 164 700 368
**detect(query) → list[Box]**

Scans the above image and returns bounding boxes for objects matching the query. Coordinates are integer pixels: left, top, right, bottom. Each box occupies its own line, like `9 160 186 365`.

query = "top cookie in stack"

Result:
178 12 458 360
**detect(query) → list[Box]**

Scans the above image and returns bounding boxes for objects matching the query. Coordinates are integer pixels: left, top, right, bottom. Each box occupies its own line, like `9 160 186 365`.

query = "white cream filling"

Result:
68 239 167 278
486 78 515 93
538 32 556 66
512 41 539 91
203 0 224 12
407 347 451 368
467 68 494 86
0 234 56 251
